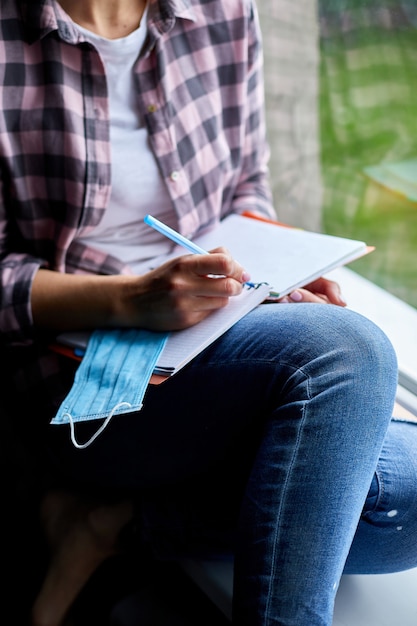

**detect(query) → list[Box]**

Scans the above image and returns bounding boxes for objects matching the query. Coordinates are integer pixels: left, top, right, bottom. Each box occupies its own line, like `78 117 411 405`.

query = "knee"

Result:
294 306 398 406
320 306 397 378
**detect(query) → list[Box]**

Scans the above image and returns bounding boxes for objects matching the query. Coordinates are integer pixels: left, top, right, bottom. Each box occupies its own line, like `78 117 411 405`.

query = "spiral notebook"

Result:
54 281 270 381
54 213 371 381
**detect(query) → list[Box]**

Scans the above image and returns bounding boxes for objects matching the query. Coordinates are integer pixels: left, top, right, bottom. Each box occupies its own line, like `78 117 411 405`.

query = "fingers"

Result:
194 248 251 286
279 290 328 304
279 290 311 304
134 251 252 331
279 278 347 306
306 277 346 305
169 250 250 299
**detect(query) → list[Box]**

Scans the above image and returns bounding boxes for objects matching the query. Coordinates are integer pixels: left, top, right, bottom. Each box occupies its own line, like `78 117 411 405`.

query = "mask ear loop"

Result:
63 401 133 449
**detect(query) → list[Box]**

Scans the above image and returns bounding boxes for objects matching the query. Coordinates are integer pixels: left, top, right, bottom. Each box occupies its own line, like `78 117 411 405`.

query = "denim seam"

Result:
264 364 312 625
361 467 384 518
374 467 385 511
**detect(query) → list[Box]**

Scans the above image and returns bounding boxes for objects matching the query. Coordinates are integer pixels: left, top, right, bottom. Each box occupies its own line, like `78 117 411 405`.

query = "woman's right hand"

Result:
31 249 251 333
115 248 251 331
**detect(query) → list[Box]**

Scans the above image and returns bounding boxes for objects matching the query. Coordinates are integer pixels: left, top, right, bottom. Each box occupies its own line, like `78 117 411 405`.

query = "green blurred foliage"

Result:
319 0 417 308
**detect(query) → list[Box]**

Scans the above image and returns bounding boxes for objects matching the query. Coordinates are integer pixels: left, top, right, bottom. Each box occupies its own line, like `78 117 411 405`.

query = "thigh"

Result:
345 418 417 574
44 303 396 491
45 305 282 490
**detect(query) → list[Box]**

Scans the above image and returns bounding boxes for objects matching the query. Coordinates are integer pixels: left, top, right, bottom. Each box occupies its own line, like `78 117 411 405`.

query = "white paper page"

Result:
191 215 367 297
154 282 270 375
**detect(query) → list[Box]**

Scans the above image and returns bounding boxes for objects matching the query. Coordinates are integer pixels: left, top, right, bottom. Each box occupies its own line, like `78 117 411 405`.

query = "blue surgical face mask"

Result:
51 328 169 449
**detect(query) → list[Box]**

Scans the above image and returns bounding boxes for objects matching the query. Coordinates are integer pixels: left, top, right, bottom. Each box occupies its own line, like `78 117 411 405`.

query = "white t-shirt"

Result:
75 15 178 273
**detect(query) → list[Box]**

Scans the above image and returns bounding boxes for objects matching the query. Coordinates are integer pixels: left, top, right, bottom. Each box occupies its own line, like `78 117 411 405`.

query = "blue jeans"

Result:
47 303 415 626
345 418 417 575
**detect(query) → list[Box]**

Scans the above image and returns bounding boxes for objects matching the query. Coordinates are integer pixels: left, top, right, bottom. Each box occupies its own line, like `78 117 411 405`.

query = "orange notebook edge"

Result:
49 342 168 385
241 210 294 228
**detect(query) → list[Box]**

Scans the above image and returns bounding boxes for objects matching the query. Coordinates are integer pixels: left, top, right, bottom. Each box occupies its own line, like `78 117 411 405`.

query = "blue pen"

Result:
144 214 257 288
144 214 208 255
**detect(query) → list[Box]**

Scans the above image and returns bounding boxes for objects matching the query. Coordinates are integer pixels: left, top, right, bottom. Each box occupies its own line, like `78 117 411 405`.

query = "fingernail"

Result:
242 271 251 283
289 290 303 302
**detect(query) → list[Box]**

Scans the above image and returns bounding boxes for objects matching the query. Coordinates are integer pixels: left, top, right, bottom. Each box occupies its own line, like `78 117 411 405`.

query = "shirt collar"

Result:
20 0 196 45
20 0 79 44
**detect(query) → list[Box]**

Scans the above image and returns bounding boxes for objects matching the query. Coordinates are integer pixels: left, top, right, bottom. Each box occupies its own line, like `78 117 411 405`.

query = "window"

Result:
258 0 417 311
319 0 417 310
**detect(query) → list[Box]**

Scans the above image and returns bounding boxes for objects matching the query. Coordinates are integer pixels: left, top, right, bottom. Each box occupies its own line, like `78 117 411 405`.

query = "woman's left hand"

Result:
279 277 347 306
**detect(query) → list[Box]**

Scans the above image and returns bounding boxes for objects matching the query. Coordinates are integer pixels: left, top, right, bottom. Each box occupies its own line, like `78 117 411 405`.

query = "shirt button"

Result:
169 170 180 182
147 103 157 113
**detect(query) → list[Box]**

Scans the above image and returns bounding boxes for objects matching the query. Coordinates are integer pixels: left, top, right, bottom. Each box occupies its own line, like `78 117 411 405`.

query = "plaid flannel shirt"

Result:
0 0 273 408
